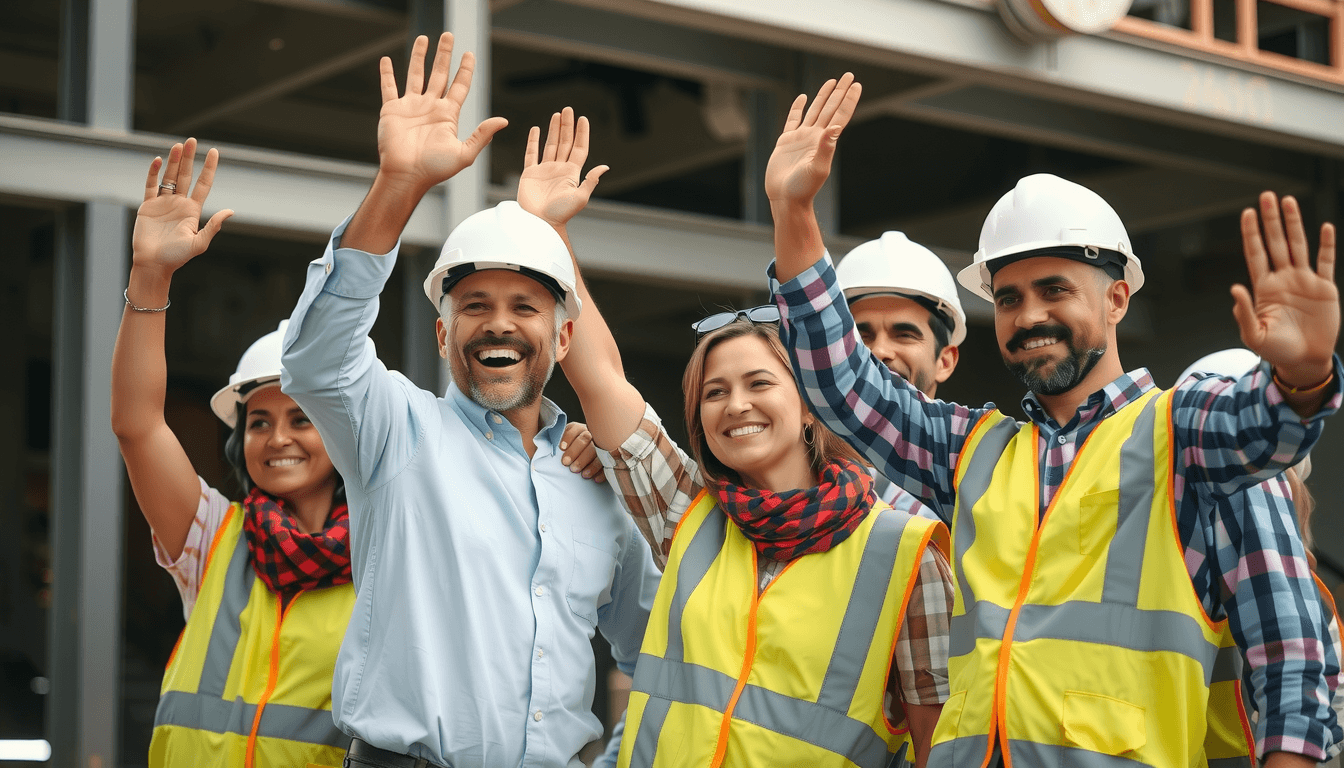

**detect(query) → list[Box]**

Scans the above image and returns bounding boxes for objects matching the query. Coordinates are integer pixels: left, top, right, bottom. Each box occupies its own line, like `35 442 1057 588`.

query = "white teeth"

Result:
728 425 766 438
1023 338 1058 350
267 458 303 467
477 349 522 362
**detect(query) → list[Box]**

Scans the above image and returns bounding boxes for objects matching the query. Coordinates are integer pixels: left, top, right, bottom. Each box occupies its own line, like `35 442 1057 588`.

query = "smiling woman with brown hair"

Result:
528 98 955 766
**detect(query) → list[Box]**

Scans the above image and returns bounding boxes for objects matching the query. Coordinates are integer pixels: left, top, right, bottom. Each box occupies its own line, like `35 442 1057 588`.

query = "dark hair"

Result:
225 402 345 503
928 310 951 356
681 320 866 486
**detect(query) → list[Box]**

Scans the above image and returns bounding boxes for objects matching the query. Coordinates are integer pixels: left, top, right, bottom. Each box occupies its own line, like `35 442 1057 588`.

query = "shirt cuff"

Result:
596 402 663 469
315 214 403 300
1261 355 1344 424
766 252 840 323
1259 714 1333 761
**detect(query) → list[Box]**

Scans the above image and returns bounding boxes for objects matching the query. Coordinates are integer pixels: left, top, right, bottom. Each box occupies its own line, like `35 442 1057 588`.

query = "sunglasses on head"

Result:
691 305 781 336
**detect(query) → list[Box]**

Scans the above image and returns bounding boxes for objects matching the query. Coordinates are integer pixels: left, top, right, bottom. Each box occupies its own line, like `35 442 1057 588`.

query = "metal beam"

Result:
865 83 1317 187
249 0 406 24
171 31 404 134
492 0 790 90
583 0 1344 155
88 0 133 131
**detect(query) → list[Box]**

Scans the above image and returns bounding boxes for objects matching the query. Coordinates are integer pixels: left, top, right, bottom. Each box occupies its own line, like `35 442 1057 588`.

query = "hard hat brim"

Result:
209 376 282 428
845 288 967 347
958 250 1145 303
424 261 582 319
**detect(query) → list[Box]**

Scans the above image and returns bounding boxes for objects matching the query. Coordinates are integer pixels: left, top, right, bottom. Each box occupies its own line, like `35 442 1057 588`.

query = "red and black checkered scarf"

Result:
713 458 876 562
242 487 353 598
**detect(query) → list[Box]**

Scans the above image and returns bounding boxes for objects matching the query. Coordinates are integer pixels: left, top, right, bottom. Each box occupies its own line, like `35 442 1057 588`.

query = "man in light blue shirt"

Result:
279 33 659 768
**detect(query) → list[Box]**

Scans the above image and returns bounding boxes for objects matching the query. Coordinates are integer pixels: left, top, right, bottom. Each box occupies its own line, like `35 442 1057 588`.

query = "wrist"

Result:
1273 360 1334 392
126 266 173 307
768 197 817 218
372 168 438 201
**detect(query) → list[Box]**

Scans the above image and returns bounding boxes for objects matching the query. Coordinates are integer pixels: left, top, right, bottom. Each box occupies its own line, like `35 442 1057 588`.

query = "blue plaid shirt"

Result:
770 253 1343 759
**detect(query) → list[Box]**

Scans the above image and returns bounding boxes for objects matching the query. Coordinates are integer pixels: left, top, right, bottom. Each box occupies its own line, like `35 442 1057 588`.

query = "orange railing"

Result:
1113 0 1344 84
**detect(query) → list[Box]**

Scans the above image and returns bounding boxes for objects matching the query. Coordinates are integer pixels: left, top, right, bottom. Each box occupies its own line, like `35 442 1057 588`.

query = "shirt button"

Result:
492 413 503 424
539 523 547 532
324 261 332 274
537 649 545 659
534 586 544 597
1057 434 1067 445
485 431 493 440
533 710 544 722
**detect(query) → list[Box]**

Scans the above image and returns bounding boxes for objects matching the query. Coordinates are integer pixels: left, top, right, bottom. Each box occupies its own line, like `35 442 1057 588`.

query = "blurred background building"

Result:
2 0 1343 764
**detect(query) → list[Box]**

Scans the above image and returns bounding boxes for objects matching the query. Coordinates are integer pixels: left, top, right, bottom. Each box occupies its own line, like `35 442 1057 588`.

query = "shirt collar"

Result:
1020 368 1155 431
447 384 568 457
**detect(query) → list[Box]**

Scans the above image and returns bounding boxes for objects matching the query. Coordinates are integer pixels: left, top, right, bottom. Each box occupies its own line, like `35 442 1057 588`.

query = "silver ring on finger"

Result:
158 182 178 194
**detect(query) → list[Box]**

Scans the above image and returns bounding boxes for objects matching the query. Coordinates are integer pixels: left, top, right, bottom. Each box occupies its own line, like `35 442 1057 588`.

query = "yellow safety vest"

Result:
619 489 949 768
930 388 1253 768
148 503 355 768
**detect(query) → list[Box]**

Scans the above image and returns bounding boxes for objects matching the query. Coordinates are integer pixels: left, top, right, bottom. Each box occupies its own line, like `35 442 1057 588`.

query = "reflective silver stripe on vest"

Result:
953 417 1022 610
153 690 351 749
817 509 908 711
1102 395 1159 605
950 599 1227 686
628 505 728 766
198 533 253 697
1008 738 1155 767
927 733 989 768
1206 757 1253 768
630 505 915 768
154 529 347 749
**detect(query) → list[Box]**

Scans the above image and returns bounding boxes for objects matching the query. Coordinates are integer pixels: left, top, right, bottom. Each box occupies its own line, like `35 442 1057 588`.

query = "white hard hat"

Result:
957 174 1144 302
210 320 289 428
836 232 967 346
1176 347 1261 386
423 201 582 319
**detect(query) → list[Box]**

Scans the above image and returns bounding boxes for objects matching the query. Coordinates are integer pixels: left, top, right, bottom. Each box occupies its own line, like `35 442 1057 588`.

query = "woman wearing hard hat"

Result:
110 138 615 766
523 107 953 766
110 139 354 768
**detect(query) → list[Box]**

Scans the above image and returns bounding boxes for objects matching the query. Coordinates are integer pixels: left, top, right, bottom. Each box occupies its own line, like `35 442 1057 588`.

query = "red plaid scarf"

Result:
242 488 353 597
713 458 876 562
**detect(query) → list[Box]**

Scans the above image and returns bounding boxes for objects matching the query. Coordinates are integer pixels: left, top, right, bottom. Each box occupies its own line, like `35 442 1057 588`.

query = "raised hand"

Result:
1231 191 1339 389
764 73 862 205
131 138 233 275
516 107 608 229
376 33 508 192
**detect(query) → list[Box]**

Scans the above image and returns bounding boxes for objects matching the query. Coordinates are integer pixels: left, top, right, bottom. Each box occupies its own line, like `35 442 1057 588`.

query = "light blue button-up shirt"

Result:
280 218 660 768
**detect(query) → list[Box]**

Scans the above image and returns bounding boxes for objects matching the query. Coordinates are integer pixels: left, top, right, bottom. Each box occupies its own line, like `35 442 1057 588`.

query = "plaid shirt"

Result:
770 253 1344 760
596 403 953 706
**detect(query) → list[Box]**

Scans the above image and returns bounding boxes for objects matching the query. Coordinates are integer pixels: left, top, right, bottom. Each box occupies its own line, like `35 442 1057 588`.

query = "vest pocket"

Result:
1077 489 1120 555
1061 691 1146 755
930 690 966 748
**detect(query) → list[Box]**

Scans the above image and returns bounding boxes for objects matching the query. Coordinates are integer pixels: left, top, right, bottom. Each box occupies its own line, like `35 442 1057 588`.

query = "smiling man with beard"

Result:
277 34 660 768
764 72 1341 768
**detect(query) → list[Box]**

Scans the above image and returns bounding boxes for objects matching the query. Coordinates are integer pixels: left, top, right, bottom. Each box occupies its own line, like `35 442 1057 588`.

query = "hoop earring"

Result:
803 423 816 447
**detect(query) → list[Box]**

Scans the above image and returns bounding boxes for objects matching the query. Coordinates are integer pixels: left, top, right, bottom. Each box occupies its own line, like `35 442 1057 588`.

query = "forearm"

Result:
769 198 827 284
340 172 431 256
553 224 645 451
111 265 173 438
770 258 972 514
1178 357 1342 495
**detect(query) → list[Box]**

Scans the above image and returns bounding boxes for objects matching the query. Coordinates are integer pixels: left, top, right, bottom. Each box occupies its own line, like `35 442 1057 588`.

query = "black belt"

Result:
345 738 450 768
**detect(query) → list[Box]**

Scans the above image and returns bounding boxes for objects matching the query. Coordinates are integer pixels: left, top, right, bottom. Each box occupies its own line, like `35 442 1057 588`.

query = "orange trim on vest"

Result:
1313 573 1340 625
672 489 712 549
245 587 307 768
1232 679 1257 768
956 412 1002 483
709 545 800 768
880 520 940 736
997 421 1111 768
165 504 240 672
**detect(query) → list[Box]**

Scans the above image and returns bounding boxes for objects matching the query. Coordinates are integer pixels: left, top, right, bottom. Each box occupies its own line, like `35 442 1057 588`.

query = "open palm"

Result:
764 73 861 204
376 33 508 190
1232 191 1339 372
516 108 607 228
131 138 232 274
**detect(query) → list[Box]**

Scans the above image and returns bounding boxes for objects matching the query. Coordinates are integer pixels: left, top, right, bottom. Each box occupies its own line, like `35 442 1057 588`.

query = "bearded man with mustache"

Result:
765 73 1341 768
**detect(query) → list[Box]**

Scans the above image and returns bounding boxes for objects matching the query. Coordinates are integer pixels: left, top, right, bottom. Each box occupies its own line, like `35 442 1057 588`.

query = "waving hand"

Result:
376 33 508 192
764 72 862 205
1232 191 1339 399
516 107 609 228
132 138 233 275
